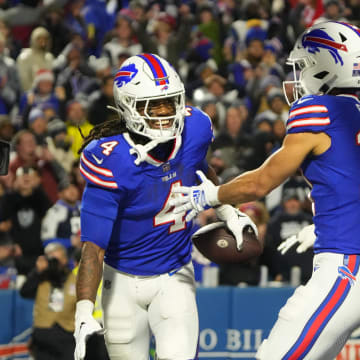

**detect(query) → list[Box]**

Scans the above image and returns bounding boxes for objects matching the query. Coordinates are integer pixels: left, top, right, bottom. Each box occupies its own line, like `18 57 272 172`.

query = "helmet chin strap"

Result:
123 133 173 166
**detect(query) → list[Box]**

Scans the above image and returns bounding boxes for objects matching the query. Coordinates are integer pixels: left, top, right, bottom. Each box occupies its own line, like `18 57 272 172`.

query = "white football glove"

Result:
277 224 316 255
74 300 105 360
170 170 220 221
215 205 258 250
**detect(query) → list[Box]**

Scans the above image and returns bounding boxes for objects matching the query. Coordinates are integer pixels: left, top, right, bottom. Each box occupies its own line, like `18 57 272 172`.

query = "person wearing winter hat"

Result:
16 27 54 92
18 69 66 125
28 107 48 145
32 68 55 89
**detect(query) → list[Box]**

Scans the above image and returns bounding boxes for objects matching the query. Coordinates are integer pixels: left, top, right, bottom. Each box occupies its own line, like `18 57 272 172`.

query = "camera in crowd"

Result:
0 140 10 175
44 256 68 288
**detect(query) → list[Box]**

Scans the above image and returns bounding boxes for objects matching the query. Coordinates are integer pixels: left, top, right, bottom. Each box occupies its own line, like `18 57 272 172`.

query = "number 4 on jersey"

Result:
154 181 187 233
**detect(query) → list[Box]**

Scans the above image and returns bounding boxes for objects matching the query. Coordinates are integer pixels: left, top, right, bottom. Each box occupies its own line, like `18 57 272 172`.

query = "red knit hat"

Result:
33 69 54 87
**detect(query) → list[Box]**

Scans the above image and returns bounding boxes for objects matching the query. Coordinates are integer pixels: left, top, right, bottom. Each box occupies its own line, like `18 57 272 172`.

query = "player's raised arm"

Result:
218 131 327 205
171 131 329 214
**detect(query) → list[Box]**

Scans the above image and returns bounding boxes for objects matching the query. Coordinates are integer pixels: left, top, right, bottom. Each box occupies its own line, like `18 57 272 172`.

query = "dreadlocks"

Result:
78 118 127 154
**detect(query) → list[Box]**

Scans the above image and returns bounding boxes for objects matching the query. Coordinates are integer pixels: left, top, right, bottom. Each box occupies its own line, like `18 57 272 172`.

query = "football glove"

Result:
277 224 316 255
74 300 105 360
170 170 220 221
215 204 258 250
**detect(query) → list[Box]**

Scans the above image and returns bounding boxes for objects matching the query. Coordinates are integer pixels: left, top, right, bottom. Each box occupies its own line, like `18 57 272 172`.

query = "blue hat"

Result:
29 108 45 123
245 26 267 47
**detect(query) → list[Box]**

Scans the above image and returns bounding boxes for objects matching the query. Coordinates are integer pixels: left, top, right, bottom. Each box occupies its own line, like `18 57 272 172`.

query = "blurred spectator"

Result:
0 31 21 115
314 0 348 24
55 43 96 102
0 230 14 269
1 166 51 275
16 27 54 92
20 242 76 360
28 107 48 145
209 148 237 182
0 0 68 27
0 19 22 59
65 100 93 158
0 115 14 142
69 158 85 199
257 87 289 124
19 69 66 127
102 14 142 70
9 130 67 202
288 0 324 39
41 180 80 253
282 174 312 215
80 0 116 57
134 5 194 70
42 7 72 56
185 59 217 100
224 2 269 60
88 74 116 126
193 74 238 127
212 104 247 150
39 101 58 122
46 117 75 173
201 100 221 135
63 0 88 45
0 181 14 270
84 55 112 97
195 4 224 67
262 188 314 284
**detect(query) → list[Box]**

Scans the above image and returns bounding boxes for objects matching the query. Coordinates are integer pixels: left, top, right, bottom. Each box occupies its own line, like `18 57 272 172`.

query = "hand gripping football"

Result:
192 222 263 264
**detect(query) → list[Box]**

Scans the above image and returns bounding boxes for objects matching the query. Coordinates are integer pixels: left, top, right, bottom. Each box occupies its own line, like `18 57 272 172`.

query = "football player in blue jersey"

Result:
73 53 256 360
171 21 360 360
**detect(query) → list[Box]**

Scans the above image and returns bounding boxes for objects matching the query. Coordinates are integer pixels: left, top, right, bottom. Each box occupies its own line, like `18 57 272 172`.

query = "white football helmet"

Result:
113 53 186 142
283 21 360 105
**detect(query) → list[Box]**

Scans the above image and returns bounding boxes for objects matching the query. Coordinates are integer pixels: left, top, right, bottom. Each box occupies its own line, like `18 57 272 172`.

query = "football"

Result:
192 222 263 264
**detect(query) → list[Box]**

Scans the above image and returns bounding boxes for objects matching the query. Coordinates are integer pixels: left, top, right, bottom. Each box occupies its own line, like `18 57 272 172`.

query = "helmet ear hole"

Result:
314 71 329 79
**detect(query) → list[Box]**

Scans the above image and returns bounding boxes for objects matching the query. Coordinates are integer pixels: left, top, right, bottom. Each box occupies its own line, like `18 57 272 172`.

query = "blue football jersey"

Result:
79 106 214 275
286 94 360 254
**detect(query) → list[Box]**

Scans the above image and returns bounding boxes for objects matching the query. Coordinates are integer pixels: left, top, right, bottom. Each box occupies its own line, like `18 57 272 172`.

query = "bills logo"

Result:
302 29 347 65
114 63 138 87
338 265 356 286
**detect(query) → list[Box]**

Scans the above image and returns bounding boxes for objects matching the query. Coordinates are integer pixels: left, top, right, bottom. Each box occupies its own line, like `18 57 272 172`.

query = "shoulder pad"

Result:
287 95 330 132
79 138 121 189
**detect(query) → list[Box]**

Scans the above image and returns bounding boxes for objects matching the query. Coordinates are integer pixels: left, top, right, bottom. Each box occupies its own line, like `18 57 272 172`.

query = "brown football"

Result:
192 222 263 264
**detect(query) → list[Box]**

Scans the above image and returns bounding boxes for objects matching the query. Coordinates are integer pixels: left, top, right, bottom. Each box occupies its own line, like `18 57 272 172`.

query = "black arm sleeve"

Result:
19 269 42 299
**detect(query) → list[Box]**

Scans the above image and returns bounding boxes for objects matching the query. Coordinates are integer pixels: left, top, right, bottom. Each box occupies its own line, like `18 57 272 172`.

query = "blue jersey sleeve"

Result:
79 139 121 189
286 95 330 135
184 106 213 172
81 209 114 249
80 183 123 249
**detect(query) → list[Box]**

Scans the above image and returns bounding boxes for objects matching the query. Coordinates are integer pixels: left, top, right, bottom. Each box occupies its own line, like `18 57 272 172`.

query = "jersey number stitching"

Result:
154 181 186 233
100 141 119 155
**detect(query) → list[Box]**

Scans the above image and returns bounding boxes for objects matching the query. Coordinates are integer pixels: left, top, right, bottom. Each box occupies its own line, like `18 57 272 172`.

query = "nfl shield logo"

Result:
353 63 360 76
162 163 171 172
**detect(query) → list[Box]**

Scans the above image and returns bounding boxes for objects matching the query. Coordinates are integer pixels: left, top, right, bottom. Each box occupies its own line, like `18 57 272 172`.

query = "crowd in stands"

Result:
0 0 359 289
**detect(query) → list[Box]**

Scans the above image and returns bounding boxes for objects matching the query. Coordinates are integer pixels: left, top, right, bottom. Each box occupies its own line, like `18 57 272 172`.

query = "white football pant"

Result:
102 262 199 360
256 253 360 359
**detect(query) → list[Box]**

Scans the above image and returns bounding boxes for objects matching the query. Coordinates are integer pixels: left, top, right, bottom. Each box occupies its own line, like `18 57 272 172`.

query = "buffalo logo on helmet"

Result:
302 28 347 65
114 63 138 88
